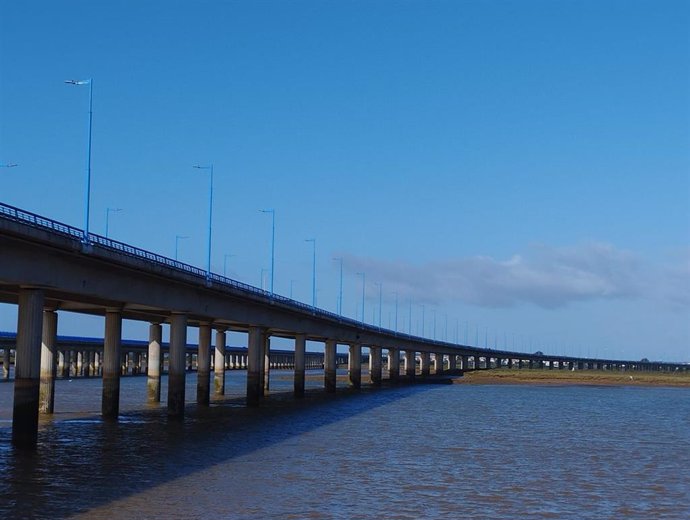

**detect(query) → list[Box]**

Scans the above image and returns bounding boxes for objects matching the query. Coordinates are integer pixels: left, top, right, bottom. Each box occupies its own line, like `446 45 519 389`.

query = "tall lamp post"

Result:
193 164 214 281
175 235 188 261
333 257 343 315
356 272 365 324
65 78 93 243
260 209 275 295
305 238 316 307
105 207 122 238
223 253 236 277
374 282 382 328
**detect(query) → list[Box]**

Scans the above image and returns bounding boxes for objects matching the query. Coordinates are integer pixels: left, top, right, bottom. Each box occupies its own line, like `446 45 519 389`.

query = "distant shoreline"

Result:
452 369 690 387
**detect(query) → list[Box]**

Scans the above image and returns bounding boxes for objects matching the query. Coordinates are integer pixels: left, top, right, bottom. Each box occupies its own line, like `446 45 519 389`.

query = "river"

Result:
1 371 689 519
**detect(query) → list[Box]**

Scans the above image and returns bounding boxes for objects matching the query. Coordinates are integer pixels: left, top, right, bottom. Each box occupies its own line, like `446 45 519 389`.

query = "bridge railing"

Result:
0 201 425 342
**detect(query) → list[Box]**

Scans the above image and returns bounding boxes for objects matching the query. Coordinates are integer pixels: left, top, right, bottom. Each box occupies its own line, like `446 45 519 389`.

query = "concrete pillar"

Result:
102 310 122 419
348 344 361 388
39 309 58 414
294 334 306 398
2 347 9 379
214 328 226 395
325 340 337 393
167 314 187 418
263 333 271 397
88 350 95 377
435 353 443 374
388 348 400 382
57 350 65 378
77 351 84 377
405 350 416 380
448 355 457 371
147 323 162 402
420 352 430 377
247 326 264 406
94 350 100 376
12 288 45 448
197 322 211 406
370 346 382 386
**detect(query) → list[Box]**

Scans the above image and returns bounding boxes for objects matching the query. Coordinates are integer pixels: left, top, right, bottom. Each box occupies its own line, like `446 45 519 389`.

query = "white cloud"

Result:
340 242 687 310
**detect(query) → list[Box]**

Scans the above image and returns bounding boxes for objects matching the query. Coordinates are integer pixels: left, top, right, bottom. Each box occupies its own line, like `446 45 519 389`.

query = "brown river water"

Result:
1 370 689 519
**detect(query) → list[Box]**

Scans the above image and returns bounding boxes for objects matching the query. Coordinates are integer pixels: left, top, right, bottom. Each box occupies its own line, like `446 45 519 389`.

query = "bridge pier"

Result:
12 288 44 449
420 352 430 377
2 347 9 379
39 309 57 414
147 322 162 402
370 346 382 385
405 350 415 380
214 328 226 395
247 326 264 406
435 353 443 374
167 313 187 418
263 333 271 396
388 348 399 382
197 322 211 406
348 344 361 388
325 339 337 393
294 334 306 397
102 310 122 419
448 354 456 372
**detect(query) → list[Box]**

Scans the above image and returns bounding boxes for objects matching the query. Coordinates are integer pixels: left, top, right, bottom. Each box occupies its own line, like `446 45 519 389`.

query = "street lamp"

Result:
105 207 122 238
356 272 365 324
260 268 269 291
260 209 275 295
408 298 413 335
420 304 425 337
333 257 343 316
393 292 399 332
223 253 236 277
305 238 316 307
289 279 297 299
193 164 213 281
373 282 382 328
65 78 93 243
175 235 188 261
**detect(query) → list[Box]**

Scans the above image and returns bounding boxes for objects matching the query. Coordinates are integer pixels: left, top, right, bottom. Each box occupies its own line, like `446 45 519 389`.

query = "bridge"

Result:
1 201 686 448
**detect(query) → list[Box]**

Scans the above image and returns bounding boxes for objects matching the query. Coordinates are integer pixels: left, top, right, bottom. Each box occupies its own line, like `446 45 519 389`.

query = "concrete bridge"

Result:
0 331 333 379
1 202 686 448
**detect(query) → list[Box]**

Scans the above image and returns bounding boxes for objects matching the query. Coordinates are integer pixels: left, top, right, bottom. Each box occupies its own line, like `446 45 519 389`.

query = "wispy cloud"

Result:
340 242 689 309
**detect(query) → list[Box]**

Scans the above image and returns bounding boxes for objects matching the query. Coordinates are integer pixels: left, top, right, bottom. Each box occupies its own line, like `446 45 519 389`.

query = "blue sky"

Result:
1 0 688 361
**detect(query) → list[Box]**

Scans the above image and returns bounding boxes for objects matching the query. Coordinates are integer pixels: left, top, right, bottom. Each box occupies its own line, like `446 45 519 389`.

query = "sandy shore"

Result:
452 369 690 387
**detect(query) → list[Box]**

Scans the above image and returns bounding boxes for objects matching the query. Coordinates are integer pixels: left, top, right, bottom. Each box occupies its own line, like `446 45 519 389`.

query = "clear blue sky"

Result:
1 0 688 361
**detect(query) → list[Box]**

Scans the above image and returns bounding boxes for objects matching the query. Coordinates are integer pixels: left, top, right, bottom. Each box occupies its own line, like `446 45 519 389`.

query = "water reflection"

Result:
1 376 689 519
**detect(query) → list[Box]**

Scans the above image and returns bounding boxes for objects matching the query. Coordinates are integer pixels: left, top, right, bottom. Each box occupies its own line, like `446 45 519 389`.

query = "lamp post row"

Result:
58 77 493 349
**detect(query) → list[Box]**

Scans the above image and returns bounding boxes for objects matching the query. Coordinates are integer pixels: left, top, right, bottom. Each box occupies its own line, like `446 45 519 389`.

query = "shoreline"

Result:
452 369 690 388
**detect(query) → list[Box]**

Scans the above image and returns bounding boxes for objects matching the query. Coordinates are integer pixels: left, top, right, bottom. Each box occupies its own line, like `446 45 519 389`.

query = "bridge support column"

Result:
435 353 443 374
102 310 122 419
12 288 44 449
388 348 399 383
39 309 58 414
167 313 187 418
370 346 382 386
405 350 416 380
214 328 226 395
325 340 337 393
448 355 457 371
197 322 211 406
147 323 162 402
2 347 9 379
263 334 271 397
294 334 306 397
247 326 264 406
420 352 430 377
348 344 361 388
